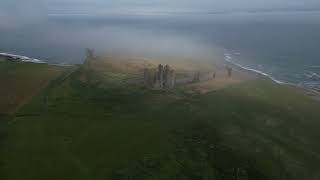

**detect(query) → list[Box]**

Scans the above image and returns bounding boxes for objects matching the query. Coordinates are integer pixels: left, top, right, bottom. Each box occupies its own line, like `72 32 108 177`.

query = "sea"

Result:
1 10 320 91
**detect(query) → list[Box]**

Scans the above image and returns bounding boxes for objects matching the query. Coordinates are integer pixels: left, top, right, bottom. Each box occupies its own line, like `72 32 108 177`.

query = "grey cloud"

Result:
49 0 320 11
0 0 46 29
1 0 320 28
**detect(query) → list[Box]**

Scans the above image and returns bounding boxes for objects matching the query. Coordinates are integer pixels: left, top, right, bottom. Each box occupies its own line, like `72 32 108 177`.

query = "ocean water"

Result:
1 11 320 90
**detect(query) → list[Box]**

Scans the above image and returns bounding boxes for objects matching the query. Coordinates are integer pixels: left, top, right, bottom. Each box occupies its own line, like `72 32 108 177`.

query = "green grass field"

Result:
0 61 73 114
1 59 320 180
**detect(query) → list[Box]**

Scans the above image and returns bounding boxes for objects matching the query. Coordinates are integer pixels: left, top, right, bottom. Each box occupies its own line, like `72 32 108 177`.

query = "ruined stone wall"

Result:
143 64 176 89
144 64 219 88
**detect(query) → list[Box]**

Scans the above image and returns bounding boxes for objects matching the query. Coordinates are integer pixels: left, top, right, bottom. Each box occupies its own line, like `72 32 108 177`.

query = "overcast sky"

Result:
1 0 320 28
48 0 320 13
4 0 320 13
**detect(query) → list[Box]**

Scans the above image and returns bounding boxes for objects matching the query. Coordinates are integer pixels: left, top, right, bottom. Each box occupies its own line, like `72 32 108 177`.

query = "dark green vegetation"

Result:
0 60 73 114
1 60 320 180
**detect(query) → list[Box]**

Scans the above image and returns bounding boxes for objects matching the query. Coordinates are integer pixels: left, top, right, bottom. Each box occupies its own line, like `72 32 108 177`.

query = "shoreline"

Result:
0 52 45 64
0 52 75 67
222 52 320 101
223 52 287 84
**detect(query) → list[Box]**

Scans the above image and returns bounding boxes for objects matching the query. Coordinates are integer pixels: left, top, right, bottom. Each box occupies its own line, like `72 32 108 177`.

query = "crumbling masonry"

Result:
144 64 176 89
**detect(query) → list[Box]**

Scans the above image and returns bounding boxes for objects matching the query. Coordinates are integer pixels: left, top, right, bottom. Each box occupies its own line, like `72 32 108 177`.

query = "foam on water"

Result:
223 52 287 85
0 52 77 68
223 50 320 93
0 52 45 63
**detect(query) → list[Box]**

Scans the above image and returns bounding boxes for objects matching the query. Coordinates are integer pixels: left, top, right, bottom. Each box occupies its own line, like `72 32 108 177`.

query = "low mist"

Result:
1 0 320 64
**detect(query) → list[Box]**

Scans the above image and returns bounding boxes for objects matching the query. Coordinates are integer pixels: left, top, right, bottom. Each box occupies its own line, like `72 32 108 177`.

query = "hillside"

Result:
0 60 73 114
1 57 320 180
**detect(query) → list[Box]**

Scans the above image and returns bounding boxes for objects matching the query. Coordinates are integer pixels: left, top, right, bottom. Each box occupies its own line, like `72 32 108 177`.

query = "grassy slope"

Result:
1 60 320 180
194 81 320 179
0 61 73 114
0 61 74 178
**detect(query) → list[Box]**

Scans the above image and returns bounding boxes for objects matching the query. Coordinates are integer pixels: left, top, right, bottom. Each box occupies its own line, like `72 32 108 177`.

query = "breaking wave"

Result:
223 52 288 85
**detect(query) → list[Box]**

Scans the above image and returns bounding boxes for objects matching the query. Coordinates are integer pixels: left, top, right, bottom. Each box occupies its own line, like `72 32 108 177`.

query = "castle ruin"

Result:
144 64 176 89
83 48 97 66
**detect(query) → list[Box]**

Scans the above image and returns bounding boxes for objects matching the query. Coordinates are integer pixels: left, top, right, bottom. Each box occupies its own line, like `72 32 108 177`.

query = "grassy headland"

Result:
1 57 320 180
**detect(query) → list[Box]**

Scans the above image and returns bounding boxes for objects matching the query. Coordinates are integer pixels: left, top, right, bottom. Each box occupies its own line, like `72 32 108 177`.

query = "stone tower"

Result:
84 48 96 66
163 64 170 88
193 72 200 82
154 64 164 88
